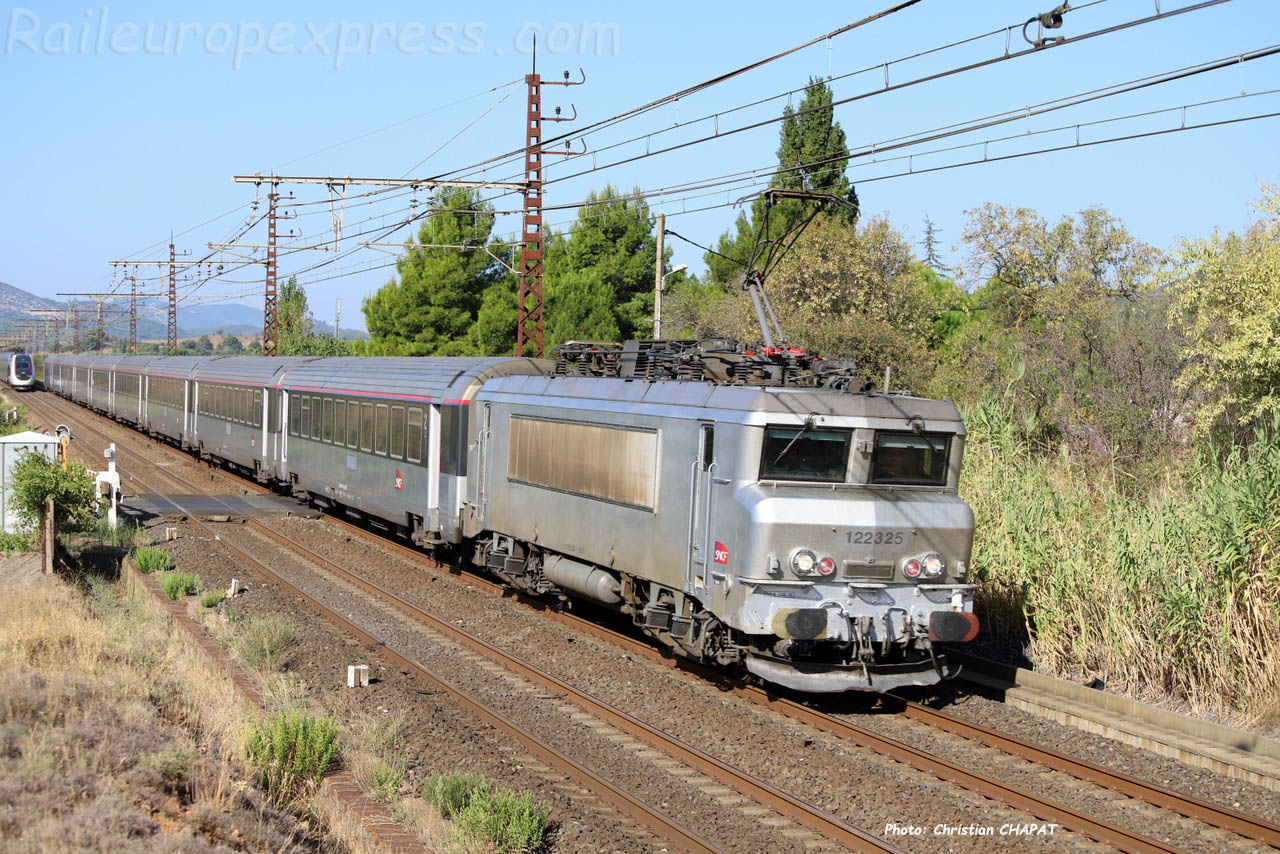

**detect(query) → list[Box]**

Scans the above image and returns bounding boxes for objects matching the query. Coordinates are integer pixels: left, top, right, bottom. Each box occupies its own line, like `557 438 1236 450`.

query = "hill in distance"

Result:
0 281 365 341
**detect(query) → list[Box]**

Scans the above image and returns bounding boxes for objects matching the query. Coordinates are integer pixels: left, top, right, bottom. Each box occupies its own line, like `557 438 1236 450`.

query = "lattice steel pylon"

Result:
516 73 544 358
168 242 178 355
263 192 279 356
516 61 584 358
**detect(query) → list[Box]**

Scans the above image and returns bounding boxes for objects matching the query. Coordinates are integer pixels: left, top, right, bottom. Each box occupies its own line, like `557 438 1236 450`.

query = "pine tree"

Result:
705 78 858 284
362 187 504 355
921 214 948 273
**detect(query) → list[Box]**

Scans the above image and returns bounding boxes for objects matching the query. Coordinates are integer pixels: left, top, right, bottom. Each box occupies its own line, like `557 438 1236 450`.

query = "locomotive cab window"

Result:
759 426 850 482
870 432 950 486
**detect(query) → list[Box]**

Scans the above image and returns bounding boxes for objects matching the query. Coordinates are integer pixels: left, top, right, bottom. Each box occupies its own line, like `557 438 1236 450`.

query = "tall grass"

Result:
130 546 173 574
244 709 339 805
235 615 296 671
963 402 1280 721
423 773 550 853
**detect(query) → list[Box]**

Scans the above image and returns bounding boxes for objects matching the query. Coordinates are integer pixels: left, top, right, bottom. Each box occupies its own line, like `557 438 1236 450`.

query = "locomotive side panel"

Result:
479 396 700 594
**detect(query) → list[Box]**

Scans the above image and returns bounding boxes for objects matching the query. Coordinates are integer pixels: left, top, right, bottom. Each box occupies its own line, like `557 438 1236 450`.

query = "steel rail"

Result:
25 393 721 854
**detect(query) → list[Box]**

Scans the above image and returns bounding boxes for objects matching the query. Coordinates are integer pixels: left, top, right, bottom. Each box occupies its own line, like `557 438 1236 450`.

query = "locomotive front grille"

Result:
843 561 893 579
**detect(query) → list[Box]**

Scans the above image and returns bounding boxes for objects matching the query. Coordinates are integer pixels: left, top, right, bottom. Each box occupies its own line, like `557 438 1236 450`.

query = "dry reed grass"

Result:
964 403 1280 725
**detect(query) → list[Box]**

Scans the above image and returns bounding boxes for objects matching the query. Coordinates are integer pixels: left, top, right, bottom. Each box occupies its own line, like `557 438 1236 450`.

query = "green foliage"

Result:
161 571 199 600
423 772 488 819
275 275 355 356
930 204 1178 462
130 545 173 574
424 773 549 852
454 786 550 853
92 516 147 548
244 709 339 804
363 188 506 355
543 185 667 347
9 452 97 529
1166 184 1280 440
706 77 857 285
215 334 244 354
0 530 34 556
236 614 296 671
371 762 404 802
671 214 944 388
199 590 225 608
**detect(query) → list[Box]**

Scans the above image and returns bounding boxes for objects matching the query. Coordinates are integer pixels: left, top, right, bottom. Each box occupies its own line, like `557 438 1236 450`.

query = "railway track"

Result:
31 389 1280 853
27 390 898 854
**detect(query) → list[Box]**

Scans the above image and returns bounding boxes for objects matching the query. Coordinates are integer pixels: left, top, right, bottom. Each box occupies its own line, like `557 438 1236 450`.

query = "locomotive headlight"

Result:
817 557 837 577
791 549 817 575
922 554 945 578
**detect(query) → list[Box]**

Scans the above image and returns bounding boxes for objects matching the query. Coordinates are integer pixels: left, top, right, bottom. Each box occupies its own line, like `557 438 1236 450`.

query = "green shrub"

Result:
130 546 173 574
423 772 488 819
161 572 199 600
372 762 404 802
455 784 550 853
424 773 549 852
244 709 338 804
0 530 34 556
9 451 97 529
199 590 225 608
236 615 296 671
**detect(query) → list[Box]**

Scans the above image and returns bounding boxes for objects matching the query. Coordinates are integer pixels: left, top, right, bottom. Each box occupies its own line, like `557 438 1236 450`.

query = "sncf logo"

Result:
713 542 729 565
394 470 403 491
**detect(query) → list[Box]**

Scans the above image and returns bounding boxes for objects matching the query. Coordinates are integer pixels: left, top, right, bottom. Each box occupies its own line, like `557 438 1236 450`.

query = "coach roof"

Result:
275 356 550 402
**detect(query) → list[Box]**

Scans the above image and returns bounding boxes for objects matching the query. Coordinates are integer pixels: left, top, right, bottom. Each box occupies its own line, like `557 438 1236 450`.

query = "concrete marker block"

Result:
347 664 370 688
227 578 241 597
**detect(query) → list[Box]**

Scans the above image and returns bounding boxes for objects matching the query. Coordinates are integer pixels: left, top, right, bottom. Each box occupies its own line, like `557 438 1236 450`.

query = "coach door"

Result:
472 403 491 521
687 421 716 593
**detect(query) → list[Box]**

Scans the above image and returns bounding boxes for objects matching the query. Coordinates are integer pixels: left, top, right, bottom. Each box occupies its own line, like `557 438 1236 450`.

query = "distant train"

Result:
6 353 35 391
45 343 979 693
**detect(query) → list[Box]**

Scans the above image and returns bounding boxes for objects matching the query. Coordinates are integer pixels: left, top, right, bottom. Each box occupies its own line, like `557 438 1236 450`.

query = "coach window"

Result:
334 399 346 445
253 390 262 427
322 398 334 443
241 388 249 423
347 400 360 448
308 397 320 440
360 403 374 452
375 404 389 455
300 397 311 438
390 406 405 459
289 395 299 435
406 408 423 464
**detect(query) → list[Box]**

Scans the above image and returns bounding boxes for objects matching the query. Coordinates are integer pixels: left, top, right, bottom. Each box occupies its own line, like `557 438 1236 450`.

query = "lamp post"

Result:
654 263 687 340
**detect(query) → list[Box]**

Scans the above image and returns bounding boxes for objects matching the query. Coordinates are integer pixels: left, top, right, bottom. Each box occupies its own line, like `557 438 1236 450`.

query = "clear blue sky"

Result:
2 0 1277 333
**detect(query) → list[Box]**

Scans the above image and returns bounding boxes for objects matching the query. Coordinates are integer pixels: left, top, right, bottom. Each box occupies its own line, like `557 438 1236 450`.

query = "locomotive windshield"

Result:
870 432 950 485
759 426 849 482
12 355 32 379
